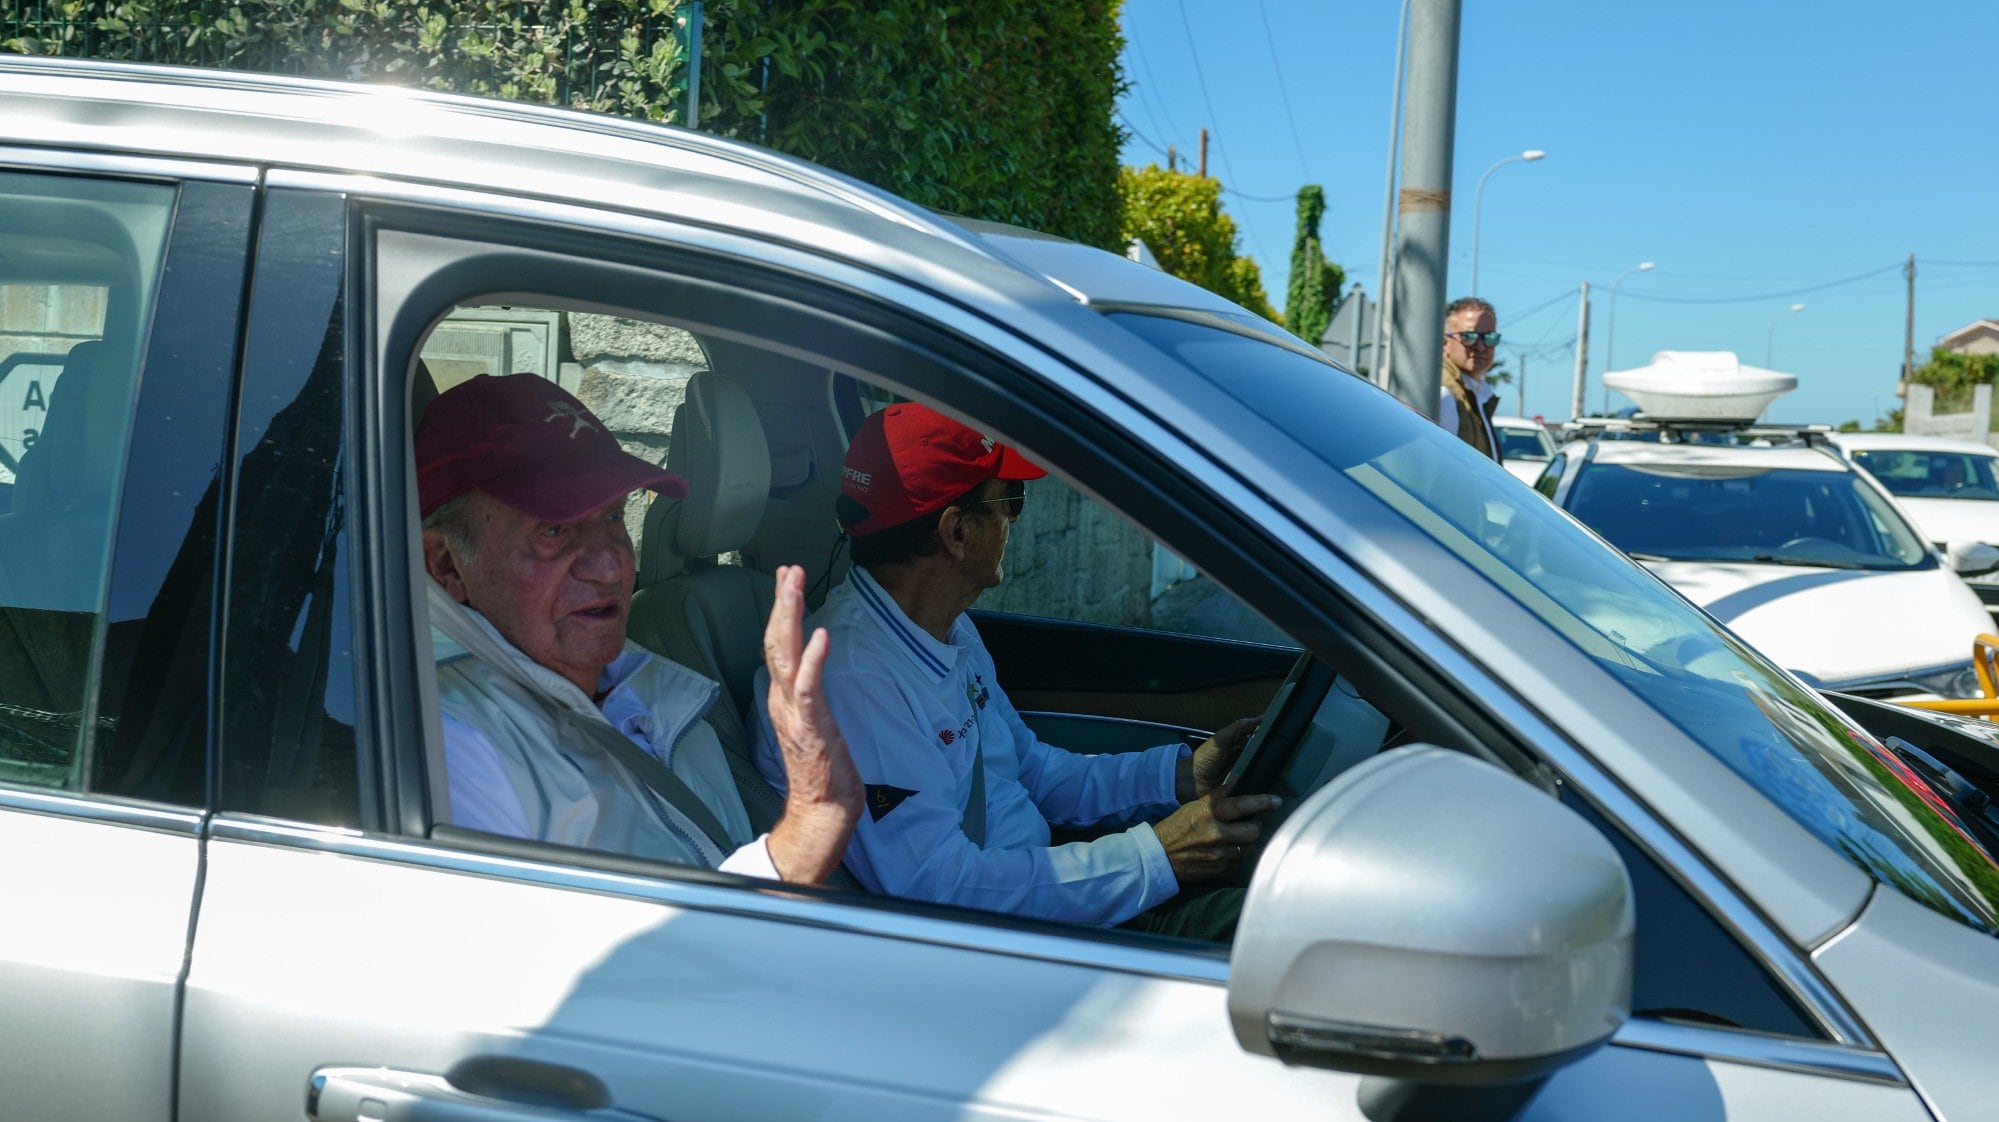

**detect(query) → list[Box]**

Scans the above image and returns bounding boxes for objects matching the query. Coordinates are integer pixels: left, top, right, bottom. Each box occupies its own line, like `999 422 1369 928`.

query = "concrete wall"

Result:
1902 383 1999 449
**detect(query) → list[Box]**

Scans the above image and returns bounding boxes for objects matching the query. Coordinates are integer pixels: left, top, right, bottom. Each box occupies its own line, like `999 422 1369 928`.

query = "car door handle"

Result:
308 1062 661 1122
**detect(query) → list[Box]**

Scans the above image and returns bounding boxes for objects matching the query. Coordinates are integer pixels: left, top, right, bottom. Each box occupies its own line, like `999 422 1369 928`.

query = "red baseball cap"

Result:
839 403 1045 536
416 373 687 521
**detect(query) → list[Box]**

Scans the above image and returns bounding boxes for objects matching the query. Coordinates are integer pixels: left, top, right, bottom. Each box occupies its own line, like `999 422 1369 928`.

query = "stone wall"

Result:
977 477 1155 627
428 308 1171 629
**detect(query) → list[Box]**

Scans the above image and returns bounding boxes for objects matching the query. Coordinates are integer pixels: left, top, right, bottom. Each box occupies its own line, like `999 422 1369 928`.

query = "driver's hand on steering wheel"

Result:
1154 791 1280 884
1180 716 1260 802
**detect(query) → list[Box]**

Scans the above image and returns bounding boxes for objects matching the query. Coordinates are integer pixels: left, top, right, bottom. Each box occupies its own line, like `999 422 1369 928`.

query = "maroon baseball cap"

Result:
416 373 687 521
839 403 1045 536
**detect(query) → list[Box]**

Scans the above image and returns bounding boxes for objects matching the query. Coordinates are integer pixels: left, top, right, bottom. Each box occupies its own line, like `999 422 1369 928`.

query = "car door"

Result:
175 178 1933 1122
0 161 253 1119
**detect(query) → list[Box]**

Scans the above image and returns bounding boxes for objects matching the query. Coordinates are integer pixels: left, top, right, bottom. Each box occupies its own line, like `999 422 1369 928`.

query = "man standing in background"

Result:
1438 296 1503 463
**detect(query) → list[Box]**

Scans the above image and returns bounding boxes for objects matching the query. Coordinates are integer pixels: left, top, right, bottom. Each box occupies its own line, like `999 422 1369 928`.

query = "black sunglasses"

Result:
1446 330 1502 347
966 481 1027 522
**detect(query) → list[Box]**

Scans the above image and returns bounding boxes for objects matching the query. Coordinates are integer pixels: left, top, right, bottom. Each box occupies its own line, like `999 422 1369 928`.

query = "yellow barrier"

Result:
1897 633 1999 720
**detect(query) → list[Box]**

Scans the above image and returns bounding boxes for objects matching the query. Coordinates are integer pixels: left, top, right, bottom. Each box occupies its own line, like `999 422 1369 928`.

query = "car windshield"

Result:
1853 448 1999 502
1114 310 1999 935
1566 461 1934 569
1496 425 1553 461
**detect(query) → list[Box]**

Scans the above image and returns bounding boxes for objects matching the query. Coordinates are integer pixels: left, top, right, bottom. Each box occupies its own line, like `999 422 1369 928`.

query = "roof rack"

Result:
1563 416 1835 448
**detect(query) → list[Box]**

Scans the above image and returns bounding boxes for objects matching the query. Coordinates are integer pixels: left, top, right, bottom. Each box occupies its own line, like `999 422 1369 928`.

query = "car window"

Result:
0 173 169 793
1497 424 1553 461
1566 462 1932 569
1854 448 1999 501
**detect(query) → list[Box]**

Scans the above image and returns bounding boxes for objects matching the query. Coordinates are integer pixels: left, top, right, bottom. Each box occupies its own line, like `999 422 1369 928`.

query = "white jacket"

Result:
429 582 773 876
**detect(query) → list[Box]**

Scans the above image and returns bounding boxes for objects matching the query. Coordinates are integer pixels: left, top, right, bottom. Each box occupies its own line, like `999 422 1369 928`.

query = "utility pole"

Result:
1570 281 1590 420
1515 352 1527 416
1166 145 1177 172
1199 128 1209 178
1902 253 1917 396
1387 0 1462 419
1372 0 1413 391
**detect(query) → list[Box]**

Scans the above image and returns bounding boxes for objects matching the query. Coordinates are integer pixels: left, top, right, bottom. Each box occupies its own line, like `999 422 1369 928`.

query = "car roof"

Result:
5 57 1241 324
1830 431 1999 456
1491 415 1544 428
1579 440 1848 472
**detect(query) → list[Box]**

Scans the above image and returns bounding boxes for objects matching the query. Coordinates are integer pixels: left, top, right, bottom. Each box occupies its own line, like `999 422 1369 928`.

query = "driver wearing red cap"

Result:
418 373 859 884
750 403 1275 936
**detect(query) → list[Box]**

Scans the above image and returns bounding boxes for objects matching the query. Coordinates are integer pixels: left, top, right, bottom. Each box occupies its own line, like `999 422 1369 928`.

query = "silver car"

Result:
4 58 1998 1122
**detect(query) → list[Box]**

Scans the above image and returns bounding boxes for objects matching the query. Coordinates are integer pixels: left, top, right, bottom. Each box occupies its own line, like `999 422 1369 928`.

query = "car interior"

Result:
388 298 1804 1038
405 302 1433 913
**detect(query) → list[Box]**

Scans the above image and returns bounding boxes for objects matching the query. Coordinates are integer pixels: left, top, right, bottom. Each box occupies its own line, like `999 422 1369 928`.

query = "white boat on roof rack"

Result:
1603 350 1797 423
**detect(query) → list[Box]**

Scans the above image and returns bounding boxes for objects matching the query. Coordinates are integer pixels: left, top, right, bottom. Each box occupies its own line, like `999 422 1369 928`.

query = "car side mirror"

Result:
1228 747 1631 1118
1946 540 1999 577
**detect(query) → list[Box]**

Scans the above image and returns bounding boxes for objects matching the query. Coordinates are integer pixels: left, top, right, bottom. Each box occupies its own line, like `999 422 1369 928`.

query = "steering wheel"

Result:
1777 536 1843 553
1224 652 1339 798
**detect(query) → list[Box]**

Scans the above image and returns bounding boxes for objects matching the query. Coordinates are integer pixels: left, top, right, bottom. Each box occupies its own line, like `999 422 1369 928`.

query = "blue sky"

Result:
1115 2 1999 426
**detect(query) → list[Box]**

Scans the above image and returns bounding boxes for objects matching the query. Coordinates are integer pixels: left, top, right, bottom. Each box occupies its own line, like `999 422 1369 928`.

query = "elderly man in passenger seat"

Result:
750 403 1275 938
419 373 860 884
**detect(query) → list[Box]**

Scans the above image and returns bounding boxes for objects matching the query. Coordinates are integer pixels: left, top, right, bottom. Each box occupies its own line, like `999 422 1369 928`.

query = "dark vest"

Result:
1443 362 1502 463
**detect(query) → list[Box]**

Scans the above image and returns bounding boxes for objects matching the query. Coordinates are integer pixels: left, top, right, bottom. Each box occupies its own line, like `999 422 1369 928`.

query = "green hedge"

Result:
3 0 1127 248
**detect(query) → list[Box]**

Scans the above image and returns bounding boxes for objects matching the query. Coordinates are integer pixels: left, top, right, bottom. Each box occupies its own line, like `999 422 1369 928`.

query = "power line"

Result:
1172 0 1274 265
1506 286 1578 324
1617 264 1901 305
1117 111 1172 161
1223 187 1298 204
1254 0 1313 181
1123 13 1185 158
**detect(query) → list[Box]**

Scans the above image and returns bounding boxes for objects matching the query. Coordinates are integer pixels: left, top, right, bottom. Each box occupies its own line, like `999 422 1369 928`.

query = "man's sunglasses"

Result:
1446 330 1502 347
966 481 1027 522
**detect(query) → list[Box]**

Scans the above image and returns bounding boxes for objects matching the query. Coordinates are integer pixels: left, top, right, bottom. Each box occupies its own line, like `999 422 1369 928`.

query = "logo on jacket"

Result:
938 728 956 745
967 674 989 710
864 783 918 822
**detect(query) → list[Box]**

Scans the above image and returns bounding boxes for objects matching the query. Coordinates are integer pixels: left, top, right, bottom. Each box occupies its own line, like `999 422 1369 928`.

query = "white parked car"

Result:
1833 431 1999 613
1492 414 1556 485
1542 424 1999 698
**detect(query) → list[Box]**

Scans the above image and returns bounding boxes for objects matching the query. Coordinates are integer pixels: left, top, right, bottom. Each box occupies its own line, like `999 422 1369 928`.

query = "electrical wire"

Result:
1255 0 1313 181
1617 264 1901 305
1124 12 1186 160
1117 111 1173 162
1172 0 1274 265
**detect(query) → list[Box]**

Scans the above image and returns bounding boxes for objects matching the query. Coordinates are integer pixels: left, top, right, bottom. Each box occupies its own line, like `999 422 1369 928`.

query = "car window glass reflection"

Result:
0 172 173 793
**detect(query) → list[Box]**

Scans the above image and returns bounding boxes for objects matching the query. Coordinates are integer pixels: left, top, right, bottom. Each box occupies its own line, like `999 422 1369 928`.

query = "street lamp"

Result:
1766 303 1805 367
1601 260 1656 412
1470 149 1546 296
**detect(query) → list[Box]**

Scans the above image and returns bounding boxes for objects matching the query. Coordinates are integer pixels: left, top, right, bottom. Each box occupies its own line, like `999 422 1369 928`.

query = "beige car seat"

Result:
627 371 851 872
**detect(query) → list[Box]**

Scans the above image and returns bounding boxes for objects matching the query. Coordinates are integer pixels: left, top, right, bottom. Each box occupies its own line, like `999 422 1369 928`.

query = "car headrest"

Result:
637 371 770 585
14 339 122 511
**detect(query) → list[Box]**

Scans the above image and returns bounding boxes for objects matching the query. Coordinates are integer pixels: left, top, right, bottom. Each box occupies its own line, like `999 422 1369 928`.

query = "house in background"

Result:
1903 316 1999 443
1940 318 1999 357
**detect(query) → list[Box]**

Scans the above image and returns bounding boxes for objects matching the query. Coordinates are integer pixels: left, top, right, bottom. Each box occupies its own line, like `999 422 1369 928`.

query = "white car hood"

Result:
1644 560 1991 684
